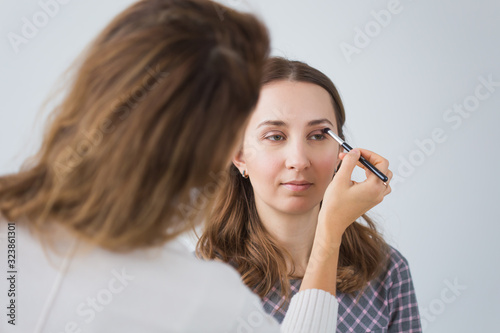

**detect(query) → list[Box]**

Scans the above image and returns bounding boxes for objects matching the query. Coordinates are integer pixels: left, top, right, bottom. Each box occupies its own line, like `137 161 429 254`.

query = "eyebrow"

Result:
257 118 334 129
308 118 334 127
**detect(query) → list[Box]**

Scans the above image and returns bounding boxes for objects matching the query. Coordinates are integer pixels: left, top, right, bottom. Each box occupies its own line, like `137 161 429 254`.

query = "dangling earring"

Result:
241 170 249 179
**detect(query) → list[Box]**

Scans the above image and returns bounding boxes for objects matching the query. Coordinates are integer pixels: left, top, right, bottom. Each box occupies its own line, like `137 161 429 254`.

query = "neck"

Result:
255 199 320 277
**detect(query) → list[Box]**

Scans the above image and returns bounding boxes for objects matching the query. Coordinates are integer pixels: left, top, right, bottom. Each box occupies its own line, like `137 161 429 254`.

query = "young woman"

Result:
197 57 421 332
0 1 375 332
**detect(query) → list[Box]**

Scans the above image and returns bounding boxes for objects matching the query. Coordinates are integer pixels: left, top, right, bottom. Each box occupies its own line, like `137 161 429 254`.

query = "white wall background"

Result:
1 0 498 332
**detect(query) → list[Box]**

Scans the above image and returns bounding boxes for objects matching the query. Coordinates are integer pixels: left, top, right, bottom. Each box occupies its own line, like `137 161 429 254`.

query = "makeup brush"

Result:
323 128 388 183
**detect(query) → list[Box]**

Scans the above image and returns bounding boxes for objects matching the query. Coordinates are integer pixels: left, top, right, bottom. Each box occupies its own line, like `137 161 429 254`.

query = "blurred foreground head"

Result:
0 0 270 251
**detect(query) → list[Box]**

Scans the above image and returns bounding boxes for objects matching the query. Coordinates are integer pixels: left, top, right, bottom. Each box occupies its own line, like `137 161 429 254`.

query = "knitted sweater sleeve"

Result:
281 289 338 332
229 276 338 332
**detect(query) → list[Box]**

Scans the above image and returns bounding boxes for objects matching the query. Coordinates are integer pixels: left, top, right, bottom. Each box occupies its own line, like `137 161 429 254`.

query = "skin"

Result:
234 80 393 295
234 80 340 273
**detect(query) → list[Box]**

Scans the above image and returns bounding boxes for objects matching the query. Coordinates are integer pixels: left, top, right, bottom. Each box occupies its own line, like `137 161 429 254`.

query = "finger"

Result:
341 149 389 173
386 169 393 182
357 148 390 172
381 170 393 194
336 148 361 184
384 184 392 195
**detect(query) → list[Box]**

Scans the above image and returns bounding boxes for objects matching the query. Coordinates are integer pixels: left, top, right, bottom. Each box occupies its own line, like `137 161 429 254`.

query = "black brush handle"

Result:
342 143 388 182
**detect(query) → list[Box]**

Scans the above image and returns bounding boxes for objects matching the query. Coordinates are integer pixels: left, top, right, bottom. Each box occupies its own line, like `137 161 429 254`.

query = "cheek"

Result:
246 150 282 183
314 150 339 184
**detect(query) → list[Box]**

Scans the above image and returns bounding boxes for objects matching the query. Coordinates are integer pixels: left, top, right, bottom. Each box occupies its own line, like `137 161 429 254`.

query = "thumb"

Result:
336 149 360 182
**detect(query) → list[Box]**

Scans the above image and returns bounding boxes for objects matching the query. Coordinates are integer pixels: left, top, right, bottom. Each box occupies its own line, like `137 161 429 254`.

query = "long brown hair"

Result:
197 57 389 299
0 0 270 252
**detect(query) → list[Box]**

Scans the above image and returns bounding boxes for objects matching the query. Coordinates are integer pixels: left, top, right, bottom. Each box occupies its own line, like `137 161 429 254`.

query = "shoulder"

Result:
380 245 415 289
159 241 259 302
172 251 280 331
12 228 273 331
85 239 271 330
160 238 253 293
386 246 411 272
191 255 246 289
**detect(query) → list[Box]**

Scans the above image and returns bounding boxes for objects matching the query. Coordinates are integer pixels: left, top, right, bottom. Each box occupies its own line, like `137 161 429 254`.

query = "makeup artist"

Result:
0 0 382 331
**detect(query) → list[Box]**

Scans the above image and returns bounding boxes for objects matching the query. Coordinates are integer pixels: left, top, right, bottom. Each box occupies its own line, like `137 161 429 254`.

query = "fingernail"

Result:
351 149 360 154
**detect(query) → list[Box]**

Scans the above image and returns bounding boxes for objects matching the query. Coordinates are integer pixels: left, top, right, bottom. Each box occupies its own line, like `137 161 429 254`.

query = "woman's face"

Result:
234 80 341 215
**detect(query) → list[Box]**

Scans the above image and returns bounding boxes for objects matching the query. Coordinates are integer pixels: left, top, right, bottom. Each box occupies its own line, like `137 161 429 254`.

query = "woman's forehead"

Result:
250 81 338 129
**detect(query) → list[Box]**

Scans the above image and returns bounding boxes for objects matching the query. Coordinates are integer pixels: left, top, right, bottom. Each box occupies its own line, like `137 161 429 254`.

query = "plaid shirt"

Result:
258 246 422 332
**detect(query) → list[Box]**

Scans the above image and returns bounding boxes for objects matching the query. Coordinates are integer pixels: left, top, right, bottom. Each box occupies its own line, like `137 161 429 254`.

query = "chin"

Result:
278 198 319 215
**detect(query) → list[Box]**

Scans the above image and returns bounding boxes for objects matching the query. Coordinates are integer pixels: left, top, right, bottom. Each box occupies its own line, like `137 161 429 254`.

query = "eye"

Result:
265 134 285 141
309 132 326 141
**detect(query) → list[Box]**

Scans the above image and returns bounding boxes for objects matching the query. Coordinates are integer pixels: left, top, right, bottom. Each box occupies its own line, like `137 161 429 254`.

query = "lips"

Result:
281 180 313 192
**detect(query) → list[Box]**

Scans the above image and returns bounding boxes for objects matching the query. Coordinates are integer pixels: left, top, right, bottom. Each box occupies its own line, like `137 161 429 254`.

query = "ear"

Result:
232 148 247 174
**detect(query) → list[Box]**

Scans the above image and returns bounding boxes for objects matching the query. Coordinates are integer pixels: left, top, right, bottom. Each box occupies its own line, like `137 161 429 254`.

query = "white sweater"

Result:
0 224 338 332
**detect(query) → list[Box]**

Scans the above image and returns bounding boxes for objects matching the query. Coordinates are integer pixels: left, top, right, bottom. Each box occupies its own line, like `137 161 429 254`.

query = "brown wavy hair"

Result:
197 57 389 299
0 0 270 252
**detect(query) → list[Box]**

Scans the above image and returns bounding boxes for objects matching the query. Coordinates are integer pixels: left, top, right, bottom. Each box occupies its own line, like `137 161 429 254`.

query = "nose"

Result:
284 140 311 171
